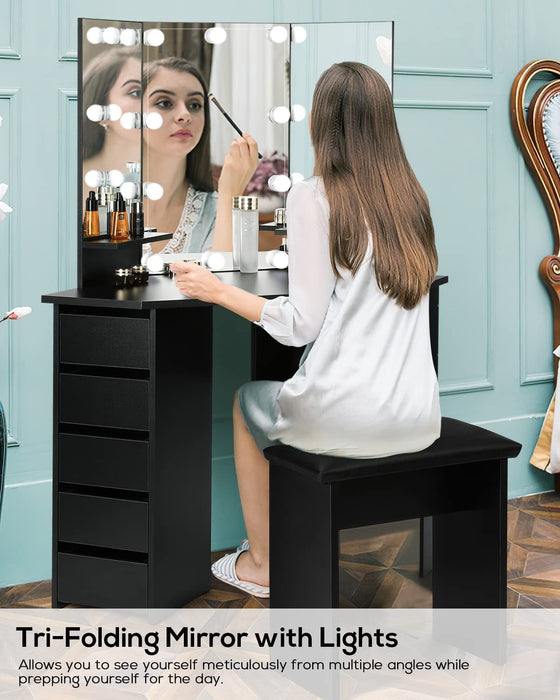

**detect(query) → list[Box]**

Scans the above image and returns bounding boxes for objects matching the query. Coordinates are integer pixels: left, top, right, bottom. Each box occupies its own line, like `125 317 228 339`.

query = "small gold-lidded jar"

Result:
113 268 127 289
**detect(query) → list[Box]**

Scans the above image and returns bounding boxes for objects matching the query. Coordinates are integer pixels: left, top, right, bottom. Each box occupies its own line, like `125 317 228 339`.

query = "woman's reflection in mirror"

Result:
82 47 142 181
142 57 257 253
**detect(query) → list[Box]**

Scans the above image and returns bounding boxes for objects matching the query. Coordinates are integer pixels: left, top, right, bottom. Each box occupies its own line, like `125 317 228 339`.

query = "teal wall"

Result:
0 0 557 586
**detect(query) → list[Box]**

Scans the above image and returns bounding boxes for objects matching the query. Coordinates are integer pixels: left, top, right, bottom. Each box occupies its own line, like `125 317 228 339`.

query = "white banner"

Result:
0 608 558 698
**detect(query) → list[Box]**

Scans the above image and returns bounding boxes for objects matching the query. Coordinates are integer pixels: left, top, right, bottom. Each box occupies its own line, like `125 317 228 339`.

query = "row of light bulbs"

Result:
86 25 306 47
87 104 305 127
84 171 303 196
86 27 165 47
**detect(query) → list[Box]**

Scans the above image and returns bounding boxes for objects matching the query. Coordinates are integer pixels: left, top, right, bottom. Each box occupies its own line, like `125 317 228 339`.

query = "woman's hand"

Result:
218 133 259 195
171 261 226 304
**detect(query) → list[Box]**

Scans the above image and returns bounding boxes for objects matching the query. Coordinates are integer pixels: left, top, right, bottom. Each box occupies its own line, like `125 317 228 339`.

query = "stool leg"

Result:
270 465 338 608
419 516 433 577
432 459 507 608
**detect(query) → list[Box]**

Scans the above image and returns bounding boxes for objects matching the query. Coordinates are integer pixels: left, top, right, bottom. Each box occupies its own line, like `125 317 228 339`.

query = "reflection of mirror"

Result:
291 22 393 180
81 19 142 220
141 23 290 253
80 19 393 257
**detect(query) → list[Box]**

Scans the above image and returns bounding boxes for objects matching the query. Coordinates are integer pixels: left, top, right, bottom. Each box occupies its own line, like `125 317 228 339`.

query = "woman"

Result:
142 57 257 252
83 46 142 180
171 62 441 598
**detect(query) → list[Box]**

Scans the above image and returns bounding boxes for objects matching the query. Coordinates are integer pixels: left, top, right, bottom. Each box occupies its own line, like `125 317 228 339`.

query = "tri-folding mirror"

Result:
79 19 393 258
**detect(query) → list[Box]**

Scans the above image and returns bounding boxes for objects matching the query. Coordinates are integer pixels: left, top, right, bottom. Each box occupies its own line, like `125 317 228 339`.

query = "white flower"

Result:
8 306 32 320
0 183 13 222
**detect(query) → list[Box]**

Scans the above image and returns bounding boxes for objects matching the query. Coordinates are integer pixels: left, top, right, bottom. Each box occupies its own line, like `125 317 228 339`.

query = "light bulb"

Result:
268 106 291 124
268 26 289 43
143 182 164 200
290 172 305 184
120 112 140 130
108 169 124 187
107 104 122 121
120 28 138 46
201 251 226 271
266 249 289 269
87 104 121 122
290 104 306 122
143 29 165 47
268 174 291 193
204 27 227 44
86 104 104 122
291 26 307 43
120 182 137 200
86 27 103 44
84 170 103 188
144 112 163 129
102 27 120 45
146 254 164 273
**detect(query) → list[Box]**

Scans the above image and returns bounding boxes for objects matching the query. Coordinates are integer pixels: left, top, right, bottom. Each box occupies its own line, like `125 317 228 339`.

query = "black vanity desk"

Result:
42 273 447 608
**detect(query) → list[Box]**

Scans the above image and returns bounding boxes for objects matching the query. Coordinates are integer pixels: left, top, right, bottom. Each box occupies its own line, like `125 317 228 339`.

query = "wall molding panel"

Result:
391 0 493 78
58 0 77 61
0 0 22 60
395 100 494 396
0 89 21 444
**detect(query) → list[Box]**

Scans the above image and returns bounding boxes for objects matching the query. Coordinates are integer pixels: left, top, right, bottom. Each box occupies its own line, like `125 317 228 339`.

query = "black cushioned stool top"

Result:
264 417 522 484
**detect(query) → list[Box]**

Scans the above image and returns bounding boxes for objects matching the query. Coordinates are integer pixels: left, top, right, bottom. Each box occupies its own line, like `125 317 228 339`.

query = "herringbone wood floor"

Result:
1 492 558 609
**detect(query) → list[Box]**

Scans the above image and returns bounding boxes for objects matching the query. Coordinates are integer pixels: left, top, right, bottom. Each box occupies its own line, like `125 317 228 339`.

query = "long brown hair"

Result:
143 57 213 192
310 62 437 309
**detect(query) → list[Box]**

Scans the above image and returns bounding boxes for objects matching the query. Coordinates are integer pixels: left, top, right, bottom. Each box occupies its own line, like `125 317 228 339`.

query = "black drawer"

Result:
59 493 148 552
60 314 150 369
59 374 149 430
57 553 147 607
59 434 148 491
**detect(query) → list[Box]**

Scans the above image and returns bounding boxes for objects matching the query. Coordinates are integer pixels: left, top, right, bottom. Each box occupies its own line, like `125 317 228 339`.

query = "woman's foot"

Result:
211 550 269 598
235 550 269 588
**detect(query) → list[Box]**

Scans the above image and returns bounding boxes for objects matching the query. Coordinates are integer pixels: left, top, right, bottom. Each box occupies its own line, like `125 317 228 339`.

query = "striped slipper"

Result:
236 539 249 552
211 550 269 598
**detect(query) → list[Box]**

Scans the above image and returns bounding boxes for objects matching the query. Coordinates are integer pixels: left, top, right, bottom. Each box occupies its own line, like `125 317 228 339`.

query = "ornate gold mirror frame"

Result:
512 60 560 490
511 59 560 366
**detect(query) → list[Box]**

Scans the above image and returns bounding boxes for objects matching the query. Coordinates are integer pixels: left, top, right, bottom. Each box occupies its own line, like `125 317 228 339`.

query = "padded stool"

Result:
265 417 521 608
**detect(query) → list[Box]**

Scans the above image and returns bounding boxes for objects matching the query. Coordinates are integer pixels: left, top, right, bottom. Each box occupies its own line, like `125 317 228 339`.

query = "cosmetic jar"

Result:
274 207 286 227
113 268 128 289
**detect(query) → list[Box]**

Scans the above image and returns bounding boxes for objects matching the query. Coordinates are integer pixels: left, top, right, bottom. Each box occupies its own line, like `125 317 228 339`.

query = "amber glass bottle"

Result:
83 191 100 238
110 192 129 241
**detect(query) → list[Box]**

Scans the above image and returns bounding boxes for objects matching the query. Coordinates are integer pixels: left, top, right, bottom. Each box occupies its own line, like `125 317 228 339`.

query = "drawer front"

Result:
59 493 148 552
59 434 148 491
58 553 147 607
59 374 149 430
60 314 150 369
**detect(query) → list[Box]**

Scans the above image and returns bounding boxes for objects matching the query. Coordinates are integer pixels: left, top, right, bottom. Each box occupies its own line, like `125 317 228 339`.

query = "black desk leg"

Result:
270 466 338 608
432 459 507 608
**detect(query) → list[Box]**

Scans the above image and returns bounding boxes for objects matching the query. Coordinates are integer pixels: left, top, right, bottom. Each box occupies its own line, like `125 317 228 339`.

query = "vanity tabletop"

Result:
42 272 448 310
41 268 290 310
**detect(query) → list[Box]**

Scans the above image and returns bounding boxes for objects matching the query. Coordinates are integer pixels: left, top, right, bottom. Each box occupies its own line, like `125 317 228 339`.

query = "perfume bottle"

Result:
110 192 129 241
83 191 100 238
105 187 116 235
233 196 259 273
97 185 113 235
130 201 144 239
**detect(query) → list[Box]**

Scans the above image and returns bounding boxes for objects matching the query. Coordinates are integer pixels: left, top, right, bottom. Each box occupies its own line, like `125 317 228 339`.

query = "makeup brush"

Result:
208 93 263 159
